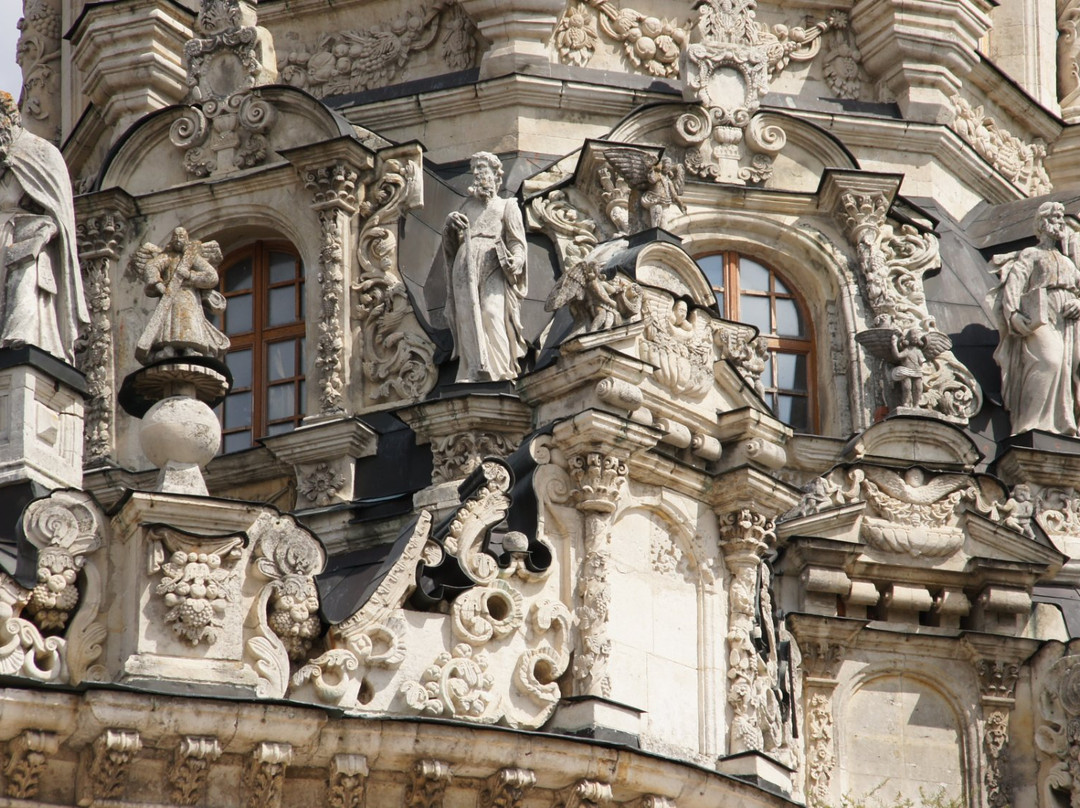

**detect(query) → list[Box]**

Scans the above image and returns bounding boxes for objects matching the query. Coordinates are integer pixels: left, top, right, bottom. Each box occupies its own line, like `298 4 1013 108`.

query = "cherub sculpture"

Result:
133 227 229 365
601 147 687 230
545 258 642 332
856 326 952 410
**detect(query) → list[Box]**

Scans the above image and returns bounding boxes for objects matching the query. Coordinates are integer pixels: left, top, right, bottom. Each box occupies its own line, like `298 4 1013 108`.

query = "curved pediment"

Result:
98 85 357 196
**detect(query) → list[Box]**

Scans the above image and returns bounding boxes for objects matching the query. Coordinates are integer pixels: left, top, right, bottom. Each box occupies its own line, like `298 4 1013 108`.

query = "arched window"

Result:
216 242 306 453
697 252 815 431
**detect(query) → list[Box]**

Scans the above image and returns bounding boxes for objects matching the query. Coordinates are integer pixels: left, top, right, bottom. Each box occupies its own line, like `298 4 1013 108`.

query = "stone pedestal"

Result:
548 696 643 746
0 347 86 490
716 751 793 796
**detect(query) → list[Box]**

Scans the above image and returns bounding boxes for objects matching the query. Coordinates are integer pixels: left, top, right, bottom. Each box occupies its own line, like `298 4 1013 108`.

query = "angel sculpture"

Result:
601 148 687 230
545 259 642 332
856 326 951 410
133 227 229 365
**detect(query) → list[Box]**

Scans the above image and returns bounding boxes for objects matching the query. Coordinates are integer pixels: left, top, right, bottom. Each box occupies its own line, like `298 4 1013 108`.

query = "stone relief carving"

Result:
951 95 1052 197
1035 654 1080 808
1000 484 1036 539
553 779 614 808
3 730 57 799
16 0 61 144
834 190 981 422
298 461 346 506
677 1 840 184
132 228 229 364
984 709 1010 808
242 742 292 808
402 642 498 721
640 296 713 400
791 465 1008 557
479 768 536 808
805 693 836 808
276 2 478 99
441 152 528 383
353 155 438 403
1061 2 1080 113
328 754 368 808
601 148 686 230
545 257 642 334
821 13 868 101
404 760 453 808
171 0 277 177
570 451 628 698
168 736 222 806
714 326 768 398
151 528 244 645
990 202 1080 436
431 431 517 484
856 326 954 412
553 0 687 78
80 729 142 804
76 209 128 464
0 92 88 363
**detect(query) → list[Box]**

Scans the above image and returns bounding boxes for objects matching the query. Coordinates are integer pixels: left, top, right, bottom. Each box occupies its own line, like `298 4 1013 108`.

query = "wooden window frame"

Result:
218 242 306 451
700 251 817 432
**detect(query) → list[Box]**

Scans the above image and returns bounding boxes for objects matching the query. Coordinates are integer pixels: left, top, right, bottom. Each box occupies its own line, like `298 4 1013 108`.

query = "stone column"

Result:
975 659 1019 808
302 160 361 419
75 196 133 466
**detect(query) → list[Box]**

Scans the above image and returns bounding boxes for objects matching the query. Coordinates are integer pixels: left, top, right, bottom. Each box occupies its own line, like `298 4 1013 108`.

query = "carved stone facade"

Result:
11 1 1080 807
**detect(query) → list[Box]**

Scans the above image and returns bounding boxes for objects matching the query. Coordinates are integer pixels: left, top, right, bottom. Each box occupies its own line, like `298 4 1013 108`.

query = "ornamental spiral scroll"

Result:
353 157 437 404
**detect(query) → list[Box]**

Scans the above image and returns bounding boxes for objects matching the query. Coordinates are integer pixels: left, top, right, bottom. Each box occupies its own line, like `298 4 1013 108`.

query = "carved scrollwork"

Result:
16 0 62 144
511 600 573 717
80 730 142 803
171 91 277 178
806 693 836 808
431 431 517 484
951 95 1051 197
479 768 537 808
401 642 498 722
241 742 292 808
328 754 368 808
404 760 453 808
451 581 524 645
168 736 222 806
353 157 437 404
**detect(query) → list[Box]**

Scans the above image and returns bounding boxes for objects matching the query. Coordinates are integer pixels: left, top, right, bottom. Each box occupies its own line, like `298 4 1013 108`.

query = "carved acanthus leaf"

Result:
806 693 836 808
242 743 293 808
328 754 368 808
168 736 222 806
3 730 58 799
479 768 537 808
404 759 453 808
951 95 1052 197
81 730 142 803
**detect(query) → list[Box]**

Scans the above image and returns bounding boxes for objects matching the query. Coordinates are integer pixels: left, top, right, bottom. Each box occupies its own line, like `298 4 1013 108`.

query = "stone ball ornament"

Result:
139 395 222 469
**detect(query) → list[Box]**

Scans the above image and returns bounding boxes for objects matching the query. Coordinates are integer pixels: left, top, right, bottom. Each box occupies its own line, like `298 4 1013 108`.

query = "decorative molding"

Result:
821 13 868 101
404 759 453 808
75 209 128 465
983 709 1010 808
402 642 498 721
552 779 613 808
242 742 293 808
800 640 843 681
950 95 1051 196
16 0 61 144
2 730 58 799
479 768 536 808
976 659 1020 701
569 451 627 698
353 153 437 404
277 2 477 99
677 1 840 184
80 729 142 804
554 0 686 78
170 91 277 178
305 160 360 416
640 296 712 400
431 431 517 484
328 754 368 808
168 736 222 806
805 693 835 808
830 185 981 423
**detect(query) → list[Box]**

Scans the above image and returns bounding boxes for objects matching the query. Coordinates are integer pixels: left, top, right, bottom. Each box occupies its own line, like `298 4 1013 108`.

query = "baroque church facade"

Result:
3 0 1080 805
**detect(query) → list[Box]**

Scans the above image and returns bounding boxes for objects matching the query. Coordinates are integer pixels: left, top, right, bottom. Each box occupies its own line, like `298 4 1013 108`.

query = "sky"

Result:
0 7 21 99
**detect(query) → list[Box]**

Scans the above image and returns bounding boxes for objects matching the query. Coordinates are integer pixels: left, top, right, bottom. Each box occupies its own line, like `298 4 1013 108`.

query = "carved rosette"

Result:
833 190 981 423
76 210 128 465
305 161 360 416
297 461 346 506
3 730 57 799
168 736 222 806
353 155 437 404
569 452 627 697
678 0 838 184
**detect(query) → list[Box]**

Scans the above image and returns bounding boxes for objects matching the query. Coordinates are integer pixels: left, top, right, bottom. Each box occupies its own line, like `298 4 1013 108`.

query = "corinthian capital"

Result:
570 452 628 513
718 508 774 560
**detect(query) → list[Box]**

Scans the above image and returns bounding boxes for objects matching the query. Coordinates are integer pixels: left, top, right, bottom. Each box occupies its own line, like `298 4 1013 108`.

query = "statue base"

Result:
0 346 86 490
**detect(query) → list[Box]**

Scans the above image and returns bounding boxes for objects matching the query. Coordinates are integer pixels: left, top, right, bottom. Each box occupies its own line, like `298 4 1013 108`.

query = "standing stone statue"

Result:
132 227 229 365
0 91 87 363
441 151 528 383
991 201 1080 436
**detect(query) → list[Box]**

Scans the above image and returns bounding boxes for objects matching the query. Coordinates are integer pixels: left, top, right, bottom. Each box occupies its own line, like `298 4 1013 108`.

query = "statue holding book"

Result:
991 201 1080 435
441 151 528 383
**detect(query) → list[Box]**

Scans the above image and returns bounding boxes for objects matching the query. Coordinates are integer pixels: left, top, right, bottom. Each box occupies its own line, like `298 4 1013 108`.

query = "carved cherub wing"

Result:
861 466 969 504
132 242 164 282
855 328 901 362
920 330 953 360
601 147 658 190
545 259 589 312
199 239 223 267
